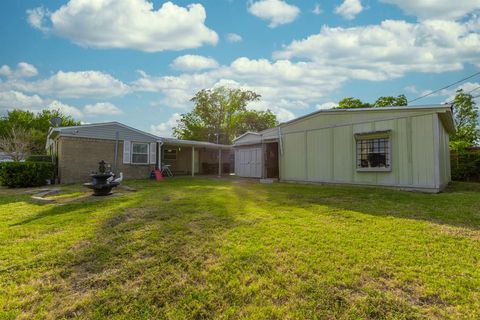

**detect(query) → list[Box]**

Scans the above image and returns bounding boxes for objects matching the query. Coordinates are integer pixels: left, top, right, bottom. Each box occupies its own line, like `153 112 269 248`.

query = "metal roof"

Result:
47 121 232 149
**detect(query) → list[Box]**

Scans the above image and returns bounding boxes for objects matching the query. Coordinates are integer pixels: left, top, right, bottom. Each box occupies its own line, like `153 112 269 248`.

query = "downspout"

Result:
113 131 119 174
157 141 163 170
278 126 283 155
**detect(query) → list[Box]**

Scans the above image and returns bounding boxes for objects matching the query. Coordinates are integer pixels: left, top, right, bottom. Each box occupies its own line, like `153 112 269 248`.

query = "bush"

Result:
451 150 480 181
0 162 55 187
25 155 53 162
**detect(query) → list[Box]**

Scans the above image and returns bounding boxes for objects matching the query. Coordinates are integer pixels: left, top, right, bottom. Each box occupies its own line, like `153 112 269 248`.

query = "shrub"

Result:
25 154 53 163
0 162 55 187
451 150 480 181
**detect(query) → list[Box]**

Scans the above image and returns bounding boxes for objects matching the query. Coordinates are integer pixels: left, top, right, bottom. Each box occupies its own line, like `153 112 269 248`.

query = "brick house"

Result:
46 122 232 184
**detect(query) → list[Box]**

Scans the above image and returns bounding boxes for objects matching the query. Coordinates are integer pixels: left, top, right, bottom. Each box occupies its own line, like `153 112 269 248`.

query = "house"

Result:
46 122 232 183
233 105 455 193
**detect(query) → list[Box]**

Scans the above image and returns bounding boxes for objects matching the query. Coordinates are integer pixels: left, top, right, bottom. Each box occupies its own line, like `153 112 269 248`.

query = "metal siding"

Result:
282 132 306 180
306 128 332 181
411 115 435 187
333 125 353 182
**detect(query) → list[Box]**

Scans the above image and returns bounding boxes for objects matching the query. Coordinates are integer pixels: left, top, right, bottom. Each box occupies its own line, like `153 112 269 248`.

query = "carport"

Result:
160 138 233 176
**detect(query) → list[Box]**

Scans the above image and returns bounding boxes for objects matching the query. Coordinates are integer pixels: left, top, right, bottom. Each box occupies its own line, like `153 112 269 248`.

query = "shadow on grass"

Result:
262 181 480 230
9 196 112 227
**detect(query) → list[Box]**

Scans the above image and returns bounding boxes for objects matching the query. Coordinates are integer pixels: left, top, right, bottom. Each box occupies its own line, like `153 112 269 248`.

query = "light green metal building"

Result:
233 105 455 193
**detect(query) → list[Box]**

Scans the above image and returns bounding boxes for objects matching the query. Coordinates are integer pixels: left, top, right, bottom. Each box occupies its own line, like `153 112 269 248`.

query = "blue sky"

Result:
0 0 479 136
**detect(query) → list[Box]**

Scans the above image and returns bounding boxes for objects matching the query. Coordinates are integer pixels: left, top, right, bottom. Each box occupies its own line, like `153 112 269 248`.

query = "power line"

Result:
408 71 480 104
444 86 480 105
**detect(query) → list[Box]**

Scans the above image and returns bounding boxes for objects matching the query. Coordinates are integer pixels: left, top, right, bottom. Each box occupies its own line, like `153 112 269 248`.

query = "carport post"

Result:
192 146 195 177
218 148 221 177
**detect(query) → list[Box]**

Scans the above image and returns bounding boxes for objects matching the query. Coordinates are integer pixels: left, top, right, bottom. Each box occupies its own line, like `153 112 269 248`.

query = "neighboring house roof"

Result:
47 121 232 149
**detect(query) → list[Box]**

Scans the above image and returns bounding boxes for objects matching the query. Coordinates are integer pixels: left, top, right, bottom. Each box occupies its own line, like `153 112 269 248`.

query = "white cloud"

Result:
316 102 337 109
84 102 123 115
226 33 243 43
380 0 480 20
0 65 12 77
0 90 44 110
171 55 219 71
0 90 83 118
16 62 38 78
404 85 418 94
312 4 323 15
0 62 38 79
47 100 83 118
150 113 181 137
248 0 300 28
27 0 218 52
2 70 130 98
26 7 50 32
274 18 480 79
335 0 363 20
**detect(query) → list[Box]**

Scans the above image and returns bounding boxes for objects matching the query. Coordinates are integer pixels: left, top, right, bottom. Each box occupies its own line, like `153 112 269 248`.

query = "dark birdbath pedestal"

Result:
84 160 119 196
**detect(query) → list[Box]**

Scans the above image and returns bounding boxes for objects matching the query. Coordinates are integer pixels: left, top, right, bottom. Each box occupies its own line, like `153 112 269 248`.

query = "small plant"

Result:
25 154 53 163
0 162 54 187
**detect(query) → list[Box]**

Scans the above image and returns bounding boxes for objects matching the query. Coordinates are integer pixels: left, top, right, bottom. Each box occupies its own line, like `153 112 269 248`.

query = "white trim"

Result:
131 142 149 165
233 131 261 142
149 142 157 165
123 140 131 164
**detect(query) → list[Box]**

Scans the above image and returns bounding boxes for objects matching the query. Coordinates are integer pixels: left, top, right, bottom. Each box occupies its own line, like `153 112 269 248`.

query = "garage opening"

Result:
265 142 279 179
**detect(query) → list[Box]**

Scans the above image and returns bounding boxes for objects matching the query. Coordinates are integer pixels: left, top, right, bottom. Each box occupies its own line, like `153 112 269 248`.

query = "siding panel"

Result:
282 132 306 180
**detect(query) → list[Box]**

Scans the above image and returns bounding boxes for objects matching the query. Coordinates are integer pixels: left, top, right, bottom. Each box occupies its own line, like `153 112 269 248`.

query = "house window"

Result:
163 149 177 161
355 131 391 171
132 142 149 164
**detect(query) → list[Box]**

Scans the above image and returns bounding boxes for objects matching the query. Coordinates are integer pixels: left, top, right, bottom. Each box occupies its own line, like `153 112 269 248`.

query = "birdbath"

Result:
84 160 119 196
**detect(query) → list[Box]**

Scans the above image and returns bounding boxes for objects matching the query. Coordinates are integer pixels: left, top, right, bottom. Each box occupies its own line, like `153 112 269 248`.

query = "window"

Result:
163 149 177 161
132 142 148 164
355 131 391 171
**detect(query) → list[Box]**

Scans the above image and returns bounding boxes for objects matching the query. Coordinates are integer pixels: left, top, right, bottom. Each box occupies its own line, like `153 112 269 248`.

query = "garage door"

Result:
235 148 262 178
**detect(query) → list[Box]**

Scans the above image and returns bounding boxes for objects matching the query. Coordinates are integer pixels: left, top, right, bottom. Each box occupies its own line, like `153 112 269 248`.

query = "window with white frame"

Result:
131 142 149 164
163 149 177 161
355 131 391 171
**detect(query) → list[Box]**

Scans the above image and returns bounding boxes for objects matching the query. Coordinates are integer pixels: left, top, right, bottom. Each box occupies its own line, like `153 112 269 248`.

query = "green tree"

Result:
373 94 407 107
336 95 408 109
0 109 80 154
336 97 371 109
173 87 277 144
450 89 479 150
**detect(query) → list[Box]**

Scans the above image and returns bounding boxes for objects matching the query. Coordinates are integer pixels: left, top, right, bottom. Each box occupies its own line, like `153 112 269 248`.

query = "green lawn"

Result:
1 178 479 319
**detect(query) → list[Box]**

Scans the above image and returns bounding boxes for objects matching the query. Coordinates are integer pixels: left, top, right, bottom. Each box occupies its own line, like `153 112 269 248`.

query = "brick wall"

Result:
58 136 155 184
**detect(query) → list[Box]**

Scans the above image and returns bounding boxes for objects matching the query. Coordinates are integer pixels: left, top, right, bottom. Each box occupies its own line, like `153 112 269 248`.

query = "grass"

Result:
0 178 479 319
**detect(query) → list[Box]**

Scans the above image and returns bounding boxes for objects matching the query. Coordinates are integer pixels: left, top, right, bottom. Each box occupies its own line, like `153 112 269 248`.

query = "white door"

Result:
235 148 262 178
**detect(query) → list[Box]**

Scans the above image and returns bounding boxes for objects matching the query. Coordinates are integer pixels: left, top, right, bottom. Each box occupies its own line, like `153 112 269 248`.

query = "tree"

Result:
0 126 31 161
335 95 408 109
173 87 278 144
336 97 371 109
0 109 80 154
450 89 479 150
374 94 407 107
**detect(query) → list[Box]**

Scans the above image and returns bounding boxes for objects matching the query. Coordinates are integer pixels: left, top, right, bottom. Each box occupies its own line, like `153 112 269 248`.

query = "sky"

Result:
0 0 479 137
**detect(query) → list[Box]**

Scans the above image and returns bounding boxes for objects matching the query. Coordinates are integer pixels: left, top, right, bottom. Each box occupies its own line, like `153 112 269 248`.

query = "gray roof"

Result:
47 121 232 149
280 104 454 127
